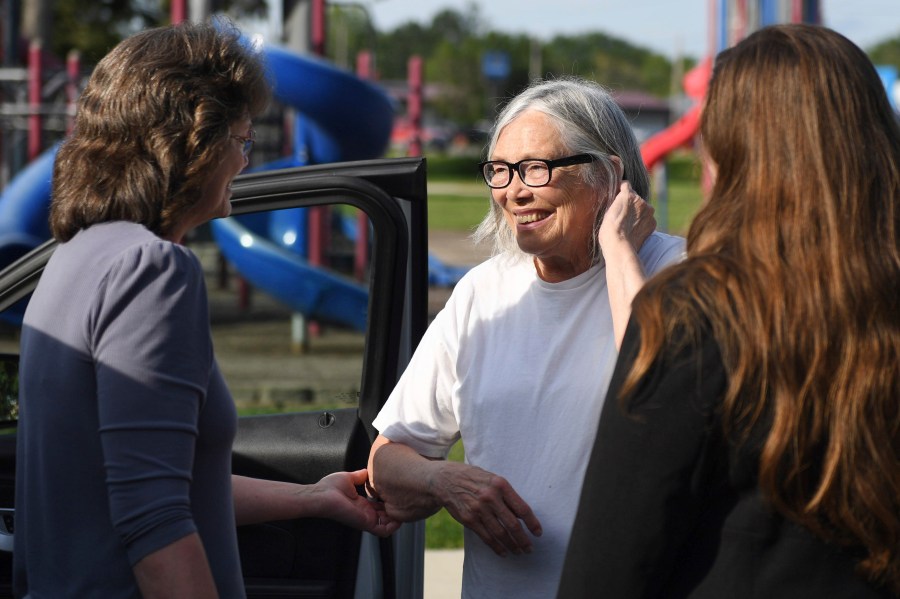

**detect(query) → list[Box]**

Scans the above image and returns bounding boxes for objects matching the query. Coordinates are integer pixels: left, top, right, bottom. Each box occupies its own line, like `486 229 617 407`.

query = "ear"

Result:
608 156 625 182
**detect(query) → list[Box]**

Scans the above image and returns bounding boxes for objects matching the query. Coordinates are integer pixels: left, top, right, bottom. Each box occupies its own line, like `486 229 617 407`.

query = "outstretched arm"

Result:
367 434 542 557
232 471 400 537
599 181 657 349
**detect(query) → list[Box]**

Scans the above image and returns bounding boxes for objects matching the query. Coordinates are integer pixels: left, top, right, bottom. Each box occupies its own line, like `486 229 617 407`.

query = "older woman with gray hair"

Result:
366 77 685 598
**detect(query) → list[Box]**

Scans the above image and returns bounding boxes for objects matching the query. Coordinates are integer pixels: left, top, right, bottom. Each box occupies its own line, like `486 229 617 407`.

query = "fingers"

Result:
600 181 657 253
372 519 401 537
369 501 402 537
345 468 369 487
438 464 542 557
507 493 542 538
479 494 541 557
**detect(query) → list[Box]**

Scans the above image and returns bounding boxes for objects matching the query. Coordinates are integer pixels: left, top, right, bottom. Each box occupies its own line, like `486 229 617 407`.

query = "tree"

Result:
27 0 267 66
868 35 900 71
326 4 377 70
50 0 163 65
542 32 672 97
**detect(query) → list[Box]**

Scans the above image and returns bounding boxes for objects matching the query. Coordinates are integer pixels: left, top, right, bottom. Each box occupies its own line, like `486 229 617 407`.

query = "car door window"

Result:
199 204 368 417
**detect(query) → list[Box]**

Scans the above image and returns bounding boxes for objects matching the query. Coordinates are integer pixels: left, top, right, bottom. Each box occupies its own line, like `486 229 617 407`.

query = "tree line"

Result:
332 4 680 127
22 1 900 130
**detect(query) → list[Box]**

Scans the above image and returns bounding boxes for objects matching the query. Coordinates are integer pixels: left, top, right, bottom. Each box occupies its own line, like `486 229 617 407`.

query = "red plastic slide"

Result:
640 57 712 171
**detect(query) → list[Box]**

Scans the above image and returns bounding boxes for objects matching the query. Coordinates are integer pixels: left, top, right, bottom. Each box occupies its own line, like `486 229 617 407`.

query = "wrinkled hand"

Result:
314 469 400 537
599 181 657 254
432 462 542 557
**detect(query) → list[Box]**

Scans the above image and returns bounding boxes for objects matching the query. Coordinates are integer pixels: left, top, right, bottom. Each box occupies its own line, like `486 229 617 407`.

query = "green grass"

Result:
424 440 466 549
653 180 704 236
427 194 489 231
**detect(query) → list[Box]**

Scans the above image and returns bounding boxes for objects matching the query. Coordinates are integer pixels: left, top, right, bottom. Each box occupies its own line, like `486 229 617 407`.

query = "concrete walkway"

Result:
428 229 491 269
424 549 464 599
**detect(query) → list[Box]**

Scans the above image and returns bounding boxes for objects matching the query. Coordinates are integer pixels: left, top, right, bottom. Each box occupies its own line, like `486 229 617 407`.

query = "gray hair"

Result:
472 77 649 261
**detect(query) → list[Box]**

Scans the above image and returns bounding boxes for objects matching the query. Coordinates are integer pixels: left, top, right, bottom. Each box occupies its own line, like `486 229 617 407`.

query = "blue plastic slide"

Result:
206 44 396 332
210 216 368 331
0 43 469 330
0 145 56 267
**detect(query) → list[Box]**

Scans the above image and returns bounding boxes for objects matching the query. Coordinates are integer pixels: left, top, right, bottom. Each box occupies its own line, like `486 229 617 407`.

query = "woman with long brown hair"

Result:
559 24 900 598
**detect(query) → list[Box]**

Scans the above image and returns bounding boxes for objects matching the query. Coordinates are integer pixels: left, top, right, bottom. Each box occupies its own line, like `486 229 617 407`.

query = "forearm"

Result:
368 436 444 521
232 475 320 526
597 181 657 348
133 533 219 599
233 471 399 536
603 238 646 349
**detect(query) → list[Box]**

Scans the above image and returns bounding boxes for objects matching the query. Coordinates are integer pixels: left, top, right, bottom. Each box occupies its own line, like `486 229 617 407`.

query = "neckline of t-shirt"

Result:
532 260 604 292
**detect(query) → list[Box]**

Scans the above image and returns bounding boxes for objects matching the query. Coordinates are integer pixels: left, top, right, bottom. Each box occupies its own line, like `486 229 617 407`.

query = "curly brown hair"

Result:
49 19 270 241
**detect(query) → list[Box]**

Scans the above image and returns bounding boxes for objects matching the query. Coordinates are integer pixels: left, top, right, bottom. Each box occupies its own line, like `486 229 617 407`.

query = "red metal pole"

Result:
308 0 329 294
171 0 187 24
66 50 80 134
311 0 327 57
307 204 325 336
735 0 747 42
354 50 373 281
356 50 372 79
407 55 423 157
27 41 42 161
791 0 802 22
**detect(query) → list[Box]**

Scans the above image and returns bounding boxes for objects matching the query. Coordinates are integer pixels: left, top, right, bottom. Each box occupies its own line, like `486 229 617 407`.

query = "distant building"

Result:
383 80 675 151
612 91 672 144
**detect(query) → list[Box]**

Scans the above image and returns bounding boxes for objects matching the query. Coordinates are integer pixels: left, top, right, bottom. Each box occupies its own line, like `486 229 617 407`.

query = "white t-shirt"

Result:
374 231 686 599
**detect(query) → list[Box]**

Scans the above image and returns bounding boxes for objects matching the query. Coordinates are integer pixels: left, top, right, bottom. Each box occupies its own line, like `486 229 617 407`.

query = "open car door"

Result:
0 156 429 599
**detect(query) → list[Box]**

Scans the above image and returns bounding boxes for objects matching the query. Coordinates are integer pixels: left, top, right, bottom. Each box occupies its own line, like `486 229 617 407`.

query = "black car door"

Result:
0 156 429 599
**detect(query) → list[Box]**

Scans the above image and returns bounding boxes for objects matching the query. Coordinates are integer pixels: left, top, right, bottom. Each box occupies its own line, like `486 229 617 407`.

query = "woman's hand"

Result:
369 437 542 557
429 461 543 557
313 469 400 537
599 181 656 255
231 472 397 536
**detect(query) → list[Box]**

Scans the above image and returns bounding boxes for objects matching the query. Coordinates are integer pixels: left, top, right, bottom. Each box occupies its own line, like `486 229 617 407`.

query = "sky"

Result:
362 0 900 59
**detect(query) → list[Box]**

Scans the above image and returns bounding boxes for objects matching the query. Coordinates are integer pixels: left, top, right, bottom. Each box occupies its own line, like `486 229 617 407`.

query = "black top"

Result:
558 317 895 598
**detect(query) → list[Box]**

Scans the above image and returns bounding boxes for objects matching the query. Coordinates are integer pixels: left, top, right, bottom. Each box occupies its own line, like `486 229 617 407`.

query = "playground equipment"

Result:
0 0 470 332
210 43 395 333
640 0 824 172
3 0 897 322
0 39 396 331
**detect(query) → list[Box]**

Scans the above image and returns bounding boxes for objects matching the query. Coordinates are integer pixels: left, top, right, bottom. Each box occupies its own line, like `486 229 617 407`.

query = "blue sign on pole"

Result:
482 51 511 81
876 65 898 111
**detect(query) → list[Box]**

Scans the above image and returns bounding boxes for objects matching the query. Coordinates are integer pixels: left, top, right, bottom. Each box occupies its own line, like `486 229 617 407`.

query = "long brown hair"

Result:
624 24 900 591
50 19 270 241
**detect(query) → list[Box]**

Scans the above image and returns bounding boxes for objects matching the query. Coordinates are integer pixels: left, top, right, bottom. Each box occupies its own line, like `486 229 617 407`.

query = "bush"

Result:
665 152 702 183
424 155 481 179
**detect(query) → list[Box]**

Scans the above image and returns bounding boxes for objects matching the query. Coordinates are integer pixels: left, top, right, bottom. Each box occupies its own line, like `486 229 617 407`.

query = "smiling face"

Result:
491 110 601 282
169 117 251 242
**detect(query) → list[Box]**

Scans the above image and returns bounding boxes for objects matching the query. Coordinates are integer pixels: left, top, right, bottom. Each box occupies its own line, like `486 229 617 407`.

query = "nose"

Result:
504 172 532 203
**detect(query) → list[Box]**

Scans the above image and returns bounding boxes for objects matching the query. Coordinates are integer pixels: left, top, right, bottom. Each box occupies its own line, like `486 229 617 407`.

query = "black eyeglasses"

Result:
479 153 596 189
230 129 256 157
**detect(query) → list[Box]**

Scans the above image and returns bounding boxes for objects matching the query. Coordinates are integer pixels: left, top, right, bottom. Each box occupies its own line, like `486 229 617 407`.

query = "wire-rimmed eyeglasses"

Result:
478 153 595 189
230 129 256 158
